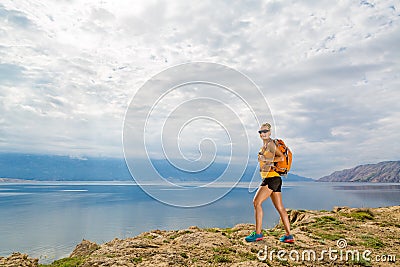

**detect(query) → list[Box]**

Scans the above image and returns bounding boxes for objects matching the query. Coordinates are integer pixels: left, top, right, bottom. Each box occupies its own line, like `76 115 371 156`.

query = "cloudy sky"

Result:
0 0 399 179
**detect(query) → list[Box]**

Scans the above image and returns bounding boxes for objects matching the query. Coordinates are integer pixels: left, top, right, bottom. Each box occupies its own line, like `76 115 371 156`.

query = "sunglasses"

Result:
258 130 270 134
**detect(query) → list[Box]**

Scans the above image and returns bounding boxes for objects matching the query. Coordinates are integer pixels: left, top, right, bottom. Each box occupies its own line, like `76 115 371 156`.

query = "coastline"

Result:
1 206 399 267
0 178 36 183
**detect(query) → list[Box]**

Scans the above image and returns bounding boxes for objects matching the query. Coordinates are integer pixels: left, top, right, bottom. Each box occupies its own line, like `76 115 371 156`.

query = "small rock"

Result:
289 210 300 223
299 226 308 232
70 239 99 257
0 252 38 267
333 206 350 213
151 229 164 235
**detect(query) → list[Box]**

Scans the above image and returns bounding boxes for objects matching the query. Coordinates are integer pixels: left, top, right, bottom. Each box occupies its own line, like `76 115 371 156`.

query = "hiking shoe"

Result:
279 234 294 243
245 231 263 242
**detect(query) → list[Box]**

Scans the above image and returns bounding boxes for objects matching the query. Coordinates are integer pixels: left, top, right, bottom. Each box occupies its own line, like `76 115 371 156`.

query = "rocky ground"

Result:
1 206 399 267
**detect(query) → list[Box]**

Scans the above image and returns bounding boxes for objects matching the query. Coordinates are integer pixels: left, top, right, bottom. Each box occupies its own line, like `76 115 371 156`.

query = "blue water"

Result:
0 181 399 263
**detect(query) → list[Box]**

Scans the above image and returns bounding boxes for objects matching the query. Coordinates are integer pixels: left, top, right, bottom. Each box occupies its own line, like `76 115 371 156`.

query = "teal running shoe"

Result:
245 231 263 242
279 234 294 243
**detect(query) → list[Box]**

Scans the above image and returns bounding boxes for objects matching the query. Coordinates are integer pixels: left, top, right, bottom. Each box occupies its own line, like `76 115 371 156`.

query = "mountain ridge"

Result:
0 153 312 182
318 160 400 183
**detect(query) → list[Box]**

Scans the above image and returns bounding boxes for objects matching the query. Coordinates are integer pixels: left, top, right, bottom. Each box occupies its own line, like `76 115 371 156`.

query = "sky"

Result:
0 0 399 179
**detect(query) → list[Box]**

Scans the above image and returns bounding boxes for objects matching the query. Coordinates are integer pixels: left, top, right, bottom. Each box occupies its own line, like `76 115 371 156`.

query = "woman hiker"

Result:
245 122 294 243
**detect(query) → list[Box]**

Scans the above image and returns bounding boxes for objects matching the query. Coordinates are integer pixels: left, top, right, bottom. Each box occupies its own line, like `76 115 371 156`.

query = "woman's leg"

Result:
270 192 291 235
253 186 273 234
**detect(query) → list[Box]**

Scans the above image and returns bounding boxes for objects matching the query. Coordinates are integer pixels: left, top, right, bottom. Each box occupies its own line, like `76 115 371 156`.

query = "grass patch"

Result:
104 254 117 258
347 240 357 246
265 229 281 237
168 230 179 239
130 257 142 263
180 252 188 259
222 227 238 234
360 235 384 249
348 257 372 266
379 222 400 228
309 216 343 231
238 251 257 261
315 232 345 241
314 216 341 225
168 230 192 239
39 257 84 267
292 244 304 250
342 209 374 221
351 211 374 221
277 259 290 266
211 246 236 263
206 227 238 234
213 255 231 263
213 247 236 254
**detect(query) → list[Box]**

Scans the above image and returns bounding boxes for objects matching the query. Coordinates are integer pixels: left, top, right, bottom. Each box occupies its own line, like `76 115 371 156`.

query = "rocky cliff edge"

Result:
1 206 399 267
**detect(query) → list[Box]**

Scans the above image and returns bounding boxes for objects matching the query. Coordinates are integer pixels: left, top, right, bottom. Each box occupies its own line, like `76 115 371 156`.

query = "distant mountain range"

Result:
283 173 313 182
0 153 132 181
0 153 312 182
318 161 400 183
2 153 397 183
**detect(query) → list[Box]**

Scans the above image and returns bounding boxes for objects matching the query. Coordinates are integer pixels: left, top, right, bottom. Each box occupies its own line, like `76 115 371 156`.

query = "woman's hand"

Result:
260 163 272 172
258 154 271 163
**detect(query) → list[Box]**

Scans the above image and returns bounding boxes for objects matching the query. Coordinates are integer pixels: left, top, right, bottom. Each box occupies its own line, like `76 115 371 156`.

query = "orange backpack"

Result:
272 139 292 176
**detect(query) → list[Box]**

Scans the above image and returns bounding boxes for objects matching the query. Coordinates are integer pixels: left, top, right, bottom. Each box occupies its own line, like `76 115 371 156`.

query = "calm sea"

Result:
0 181 399 263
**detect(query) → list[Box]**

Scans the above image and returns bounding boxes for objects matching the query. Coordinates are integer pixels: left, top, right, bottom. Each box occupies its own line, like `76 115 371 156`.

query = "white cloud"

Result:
0 0 399 178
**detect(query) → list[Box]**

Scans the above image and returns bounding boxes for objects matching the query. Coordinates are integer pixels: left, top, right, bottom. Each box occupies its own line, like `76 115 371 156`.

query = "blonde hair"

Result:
261 122 271 130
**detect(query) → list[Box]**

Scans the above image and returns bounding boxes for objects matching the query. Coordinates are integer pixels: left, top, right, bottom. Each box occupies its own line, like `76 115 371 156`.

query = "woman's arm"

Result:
265 141 284 163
